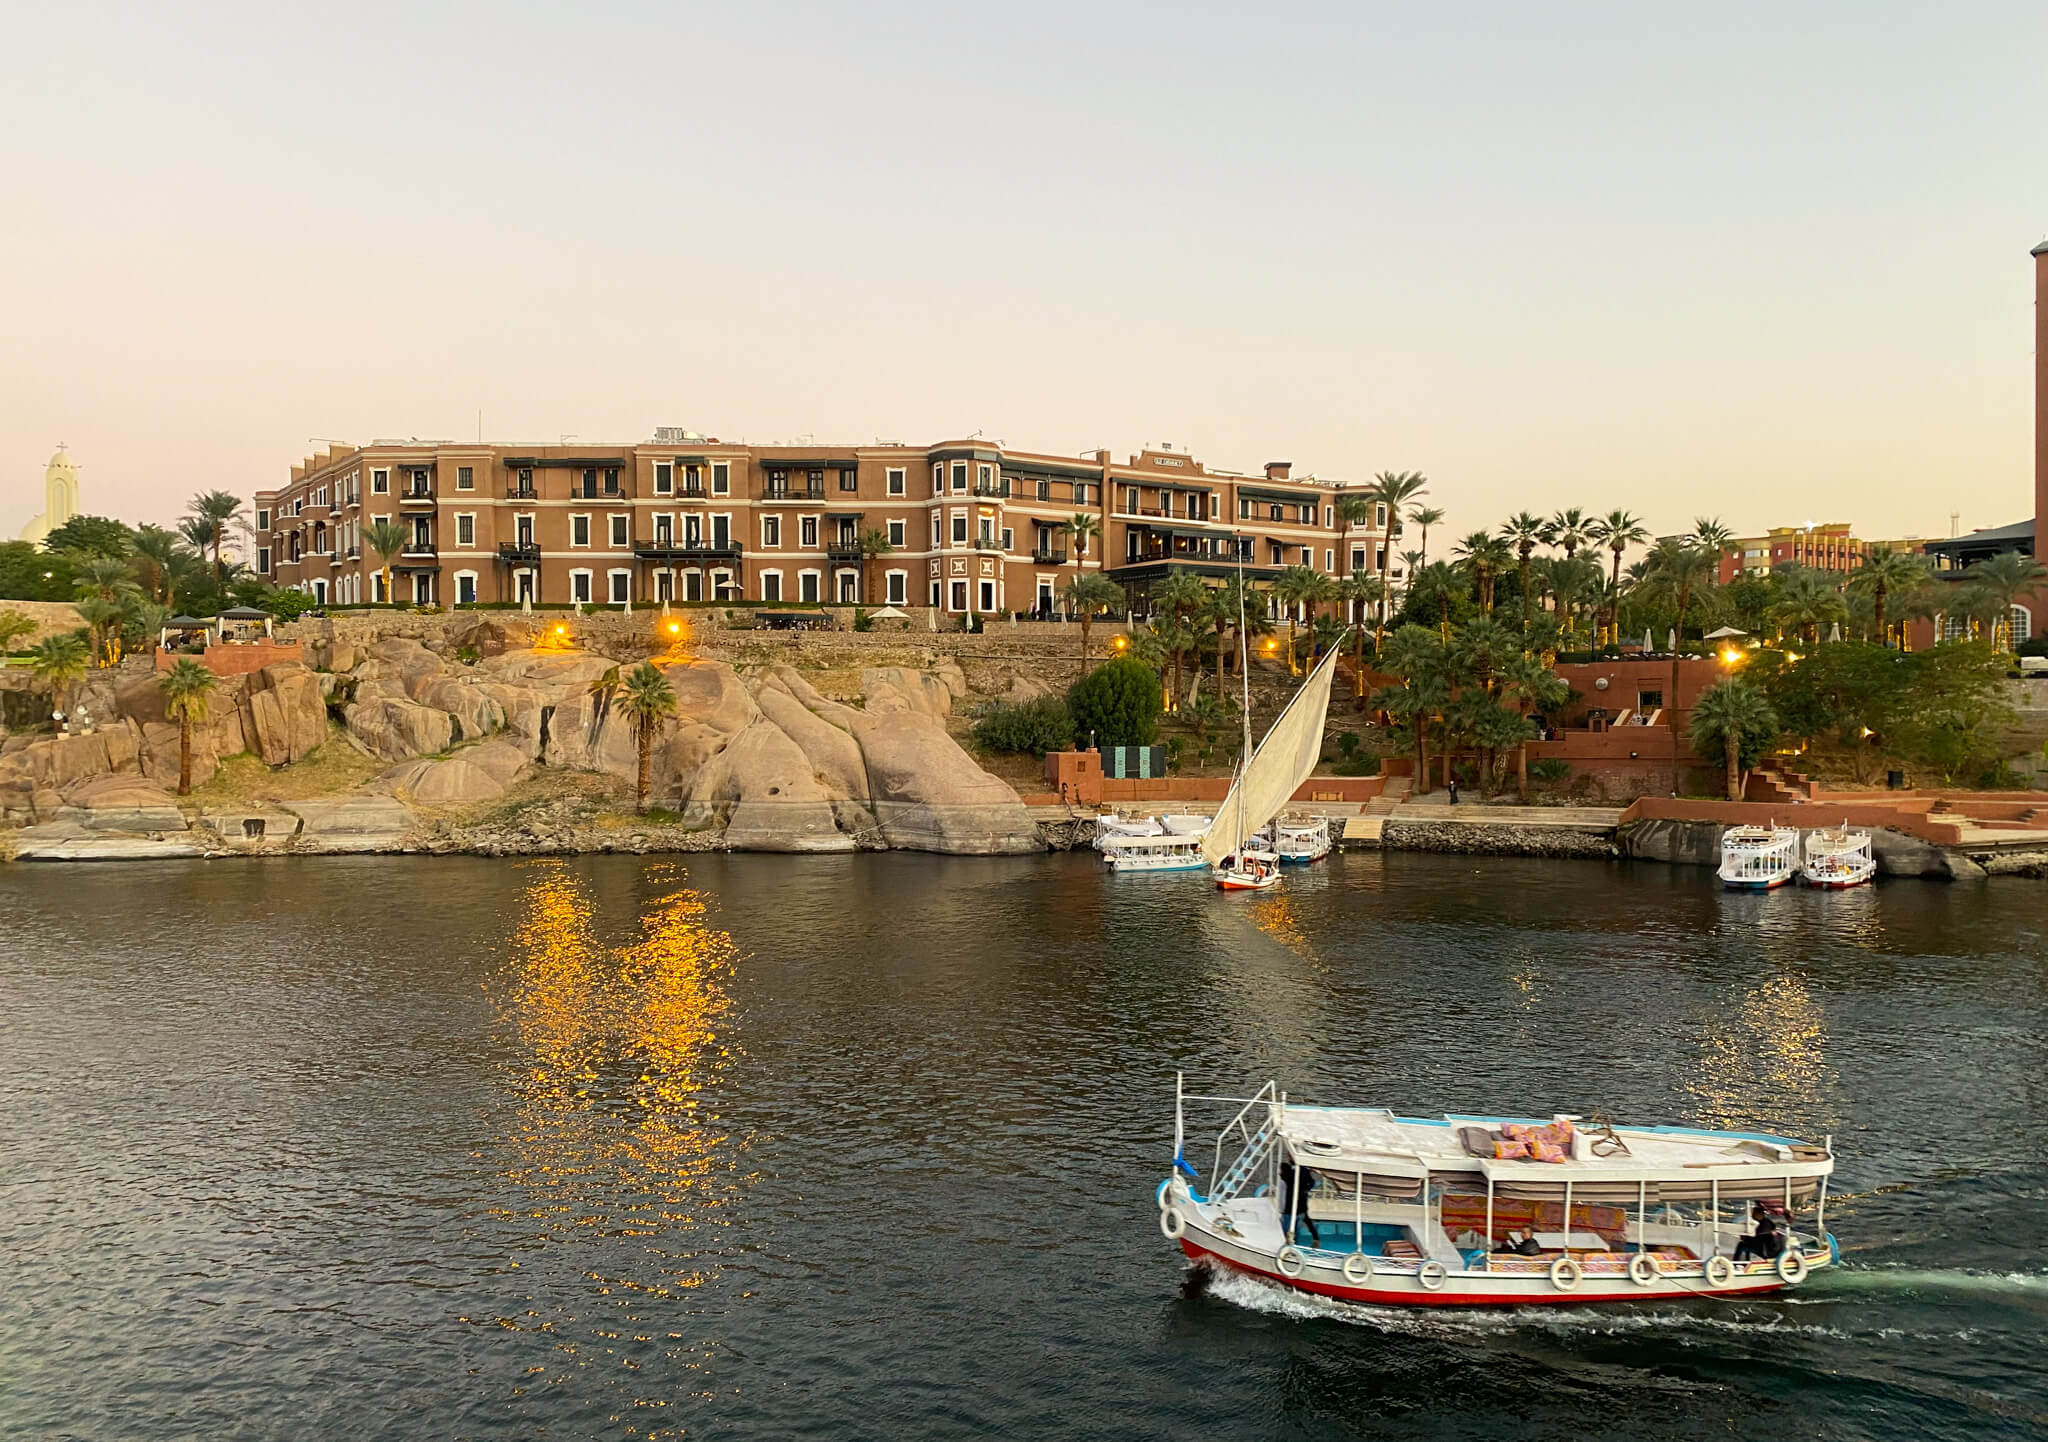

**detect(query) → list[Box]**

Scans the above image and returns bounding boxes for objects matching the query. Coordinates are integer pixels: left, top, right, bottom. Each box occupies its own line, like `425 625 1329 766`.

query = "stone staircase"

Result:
1743 765 1814 804
1364 775 1412 816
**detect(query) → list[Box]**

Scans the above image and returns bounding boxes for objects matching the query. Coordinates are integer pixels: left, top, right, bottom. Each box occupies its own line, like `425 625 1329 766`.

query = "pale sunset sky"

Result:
3 2 2043 546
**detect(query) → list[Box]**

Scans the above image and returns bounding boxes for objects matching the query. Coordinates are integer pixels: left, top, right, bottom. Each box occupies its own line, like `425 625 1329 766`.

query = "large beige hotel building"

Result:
253 431 1398 614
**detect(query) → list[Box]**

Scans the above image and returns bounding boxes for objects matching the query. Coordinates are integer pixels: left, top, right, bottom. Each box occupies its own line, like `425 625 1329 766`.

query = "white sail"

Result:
1201 643 1343 868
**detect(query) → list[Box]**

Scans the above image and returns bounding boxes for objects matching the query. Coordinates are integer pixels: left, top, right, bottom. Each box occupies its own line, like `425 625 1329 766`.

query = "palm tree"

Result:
1410 506 1446 569
158 657 218 796
1065 513 1102 567
1336 492 1376 579
1499 512 1550 630
0 609 35 652
30 632 90 716
187 491 246 586
1589 510 1648 645
1497 651 1568 795
620 662 679 811
1154 571 1209 706
1341 573 1386 699
1453 532 1513 615
1962 551 2048 651
1375 624 1451 793
1771 567 1848 646
1369 471 1430 648
1847 545 1932 646
1269 564 1322 675
130 525 189 605
1693 517 1737 567
586 664 622 748
364 519 410 605
1689 679 1779 801
1548 508 1590 562
1062 573 1124 671
856 527 894 606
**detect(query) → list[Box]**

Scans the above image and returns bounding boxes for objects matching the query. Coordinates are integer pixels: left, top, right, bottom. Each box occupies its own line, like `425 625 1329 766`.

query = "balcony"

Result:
680 484 706 498
401 487 436 506
402 540 437 556
1031 547 1070 566
505 483 537 499
825 540 865 563
759 484 827 501
971 480 1012 499
573 483 625 500
972 536 1004 551
634 539 742 562
497 541 541 564
344 546 361 560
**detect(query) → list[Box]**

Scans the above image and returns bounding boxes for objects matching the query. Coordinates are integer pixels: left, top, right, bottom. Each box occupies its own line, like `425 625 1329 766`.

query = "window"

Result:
1324 549 1333 571
571 515 591 546
951 461 967 492
457 466 474 491
604 467 620 494
711 462 729 495
807 469 824 489
570 570 592 603
930 581 942 607
887 519 905 547
1352 546 1367 571
800 516 818 548
800 571 820 604
1036 479 1050 501
837 571 859 603
582 468 597 493
1073 483 1089 505
951 514 967 545
456 514 475 547
763 515 782 547
371 469 388 495
256 508 271 530
932 515 943 548
456 572 478 604
932 462 943 495
518 467 533 491
887 467 905 496
609 514 629 548
1375 503 1388 528
840 468 858 492
950 580 968 611
979 580 996 612
256 546 270 572
655 461 673 495
1637 689 1664 712
609 571 630 604
1124 486 1139 514
977 464 993 491
762 571 783 602
1002 528 1014 551
886 571 906 605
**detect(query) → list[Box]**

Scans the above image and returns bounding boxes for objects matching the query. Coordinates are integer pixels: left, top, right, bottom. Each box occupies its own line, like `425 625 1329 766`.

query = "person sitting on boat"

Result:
1731 1201 1786 1262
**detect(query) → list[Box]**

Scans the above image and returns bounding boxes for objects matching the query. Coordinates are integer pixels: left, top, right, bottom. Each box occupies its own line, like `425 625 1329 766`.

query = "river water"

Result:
2 852 2044 1441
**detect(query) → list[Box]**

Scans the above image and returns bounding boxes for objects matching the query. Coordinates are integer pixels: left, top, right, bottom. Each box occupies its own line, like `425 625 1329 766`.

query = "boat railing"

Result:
1196 1081 1279 1201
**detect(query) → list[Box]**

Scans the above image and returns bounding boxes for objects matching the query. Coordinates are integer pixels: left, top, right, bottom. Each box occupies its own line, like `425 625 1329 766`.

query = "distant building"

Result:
17 446 80 546
252 436 1395 615
1713 522 1928 584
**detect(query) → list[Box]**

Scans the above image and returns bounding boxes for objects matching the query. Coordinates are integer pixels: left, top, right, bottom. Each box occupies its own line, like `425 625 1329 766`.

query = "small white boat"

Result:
1802 826 1876 889
1102 831 1209 873
1274 815 1332 864
1158 1079 1838 1309
1212 849 1281 891
1718 825 1799 890
1094 812 1164 848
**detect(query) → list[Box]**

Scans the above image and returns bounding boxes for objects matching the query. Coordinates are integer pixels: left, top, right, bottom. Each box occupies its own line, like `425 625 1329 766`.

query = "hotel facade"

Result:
253 435 1398 615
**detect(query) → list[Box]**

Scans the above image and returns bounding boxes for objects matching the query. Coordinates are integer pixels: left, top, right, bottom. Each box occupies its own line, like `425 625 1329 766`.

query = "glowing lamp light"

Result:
667 621 682 635
554 624 567 636
1721 649 1743 666
1112 635 1127 650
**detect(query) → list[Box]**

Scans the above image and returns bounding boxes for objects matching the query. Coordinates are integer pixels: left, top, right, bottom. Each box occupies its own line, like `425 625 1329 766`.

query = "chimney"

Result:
1264 461 1292 481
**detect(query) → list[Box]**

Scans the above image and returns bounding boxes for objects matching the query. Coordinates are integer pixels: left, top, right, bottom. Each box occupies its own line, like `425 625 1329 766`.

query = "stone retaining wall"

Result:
1381 819 1619 859
0 600 86 648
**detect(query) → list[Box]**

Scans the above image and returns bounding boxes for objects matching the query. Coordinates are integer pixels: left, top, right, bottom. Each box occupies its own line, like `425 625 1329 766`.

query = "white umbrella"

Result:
1667 627 1677 653
869 606 910 620
1827 622 1841 643
1643 628 1654 653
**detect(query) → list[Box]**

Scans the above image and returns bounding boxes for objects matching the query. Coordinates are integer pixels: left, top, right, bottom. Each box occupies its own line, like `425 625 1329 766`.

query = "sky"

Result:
3 1 2044 551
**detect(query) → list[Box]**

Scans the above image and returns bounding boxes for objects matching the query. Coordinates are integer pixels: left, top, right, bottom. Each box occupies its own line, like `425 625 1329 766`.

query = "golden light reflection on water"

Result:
1687 973 1838 1135
493 860 745 1296
1247 893 1319 966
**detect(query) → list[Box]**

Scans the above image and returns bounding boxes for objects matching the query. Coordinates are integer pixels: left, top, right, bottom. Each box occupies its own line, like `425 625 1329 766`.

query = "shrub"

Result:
1068 655 1162 748
1528 758 1572 784
972 696 1074 754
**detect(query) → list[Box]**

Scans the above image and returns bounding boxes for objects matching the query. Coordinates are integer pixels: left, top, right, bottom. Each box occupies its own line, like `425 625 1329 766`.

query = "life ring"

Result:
1417 1260 1449 1291
1705 1255 1735 1287
1777 1248 1809 1284
1156 1178 1173 1210
1276 1246 1306 1278
1342 1252 1375 1285
1628 1252 1661 1286
1549 1255 1583 1291
1160 1206 1185 1240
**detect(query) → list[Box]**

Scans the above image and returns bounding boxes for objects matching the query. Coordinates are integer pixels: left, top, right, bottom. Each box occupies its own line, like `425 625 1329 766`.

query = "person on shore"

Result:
1447 778 1459 806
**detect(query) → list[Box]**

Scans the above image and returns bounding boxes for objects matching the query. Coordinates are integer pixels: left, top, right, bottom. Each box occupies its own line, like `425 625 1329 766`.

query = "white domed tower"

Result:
18 445 81 546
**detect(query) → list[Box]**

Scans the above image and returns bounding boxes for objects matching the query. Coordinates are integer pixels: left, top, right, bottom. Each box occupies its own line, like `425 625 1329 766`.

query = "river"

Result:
1 852 2043 1441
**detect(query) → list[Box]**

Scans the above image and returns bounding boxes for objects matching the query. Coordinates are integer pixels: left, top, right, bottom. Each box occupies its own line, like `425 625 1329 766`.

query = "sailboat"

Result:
1203 555 1347 891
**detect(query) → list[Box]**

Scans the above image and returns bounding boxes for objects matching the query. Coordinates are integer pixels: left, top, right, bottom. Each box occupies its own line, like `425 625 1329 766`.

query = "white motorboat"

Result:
1274 815 1332 864
1718 824 1799 890
1802 826 1876 889
1158 814 1211 837
1102 831 1209 873
1093 812 1164 849
1158 1079 1838 1308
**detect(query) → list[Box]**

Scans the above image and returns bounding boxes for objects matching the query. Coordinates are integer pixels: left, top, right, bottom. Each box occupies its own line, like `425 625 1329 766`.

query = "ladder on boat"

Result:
1213 1113 1279 1201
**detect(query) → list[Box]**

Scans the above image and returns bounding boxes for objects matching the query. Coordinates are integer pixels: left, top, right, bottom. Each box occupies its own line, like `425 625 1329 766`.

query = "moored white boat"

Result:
1102 831 1209 873
1159 1080 1838 1308
1718 825 1799 890
1274 815 1332 864
1802 826 1876 889
1093 812 1164 848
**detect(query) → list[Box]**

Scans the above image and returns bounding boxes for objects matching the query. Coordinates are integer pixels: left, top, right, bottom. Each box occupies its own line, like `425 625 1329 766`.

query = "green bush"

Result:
971 696 1075 754
1529 758 1572 784
1067 655 1162 748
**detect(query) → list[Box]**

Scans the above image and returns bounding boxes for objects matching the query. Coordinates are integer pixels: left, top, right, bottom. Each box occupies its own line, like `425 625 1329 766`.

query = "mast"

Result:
1236 532 1251 851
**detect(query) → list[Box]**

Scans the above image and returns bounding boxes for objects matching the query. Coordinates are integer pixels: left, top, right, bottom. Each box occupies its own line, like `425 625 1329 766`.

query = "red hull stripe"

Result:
1182 1241 1789 1307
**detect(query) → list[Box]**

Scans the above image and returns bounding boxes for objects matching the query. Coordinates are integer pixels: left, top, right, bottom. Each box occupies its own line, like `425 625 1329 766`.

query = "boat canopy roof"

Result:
1277 1106 1831 1187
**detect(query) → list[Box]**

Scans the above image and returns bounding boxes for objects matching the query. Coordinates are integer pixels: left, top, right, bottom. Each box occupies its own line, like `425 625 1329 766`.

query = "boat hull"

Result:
1180 1236 1804 1306
1719 872 1794 890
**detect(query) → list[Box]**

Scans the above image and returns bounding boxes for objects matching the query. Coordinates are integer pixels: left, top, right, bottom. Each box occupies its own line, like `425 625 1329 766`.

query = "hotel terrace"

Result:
253 434 1398 615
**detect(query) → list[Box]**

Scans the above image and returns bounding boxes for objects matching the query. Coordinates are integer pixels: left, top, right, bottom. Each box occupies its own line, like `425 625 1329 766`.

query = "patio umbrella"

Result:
1827 622 1842 642
1642 628 1653 653
1703 625 1749 640
1667 627 1677 653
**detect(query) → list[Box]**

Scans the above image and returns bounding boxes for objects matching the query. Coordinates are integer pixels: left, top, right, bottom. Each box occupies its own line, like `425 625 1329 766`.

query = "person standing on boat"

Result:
1278 1158 1320 1245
